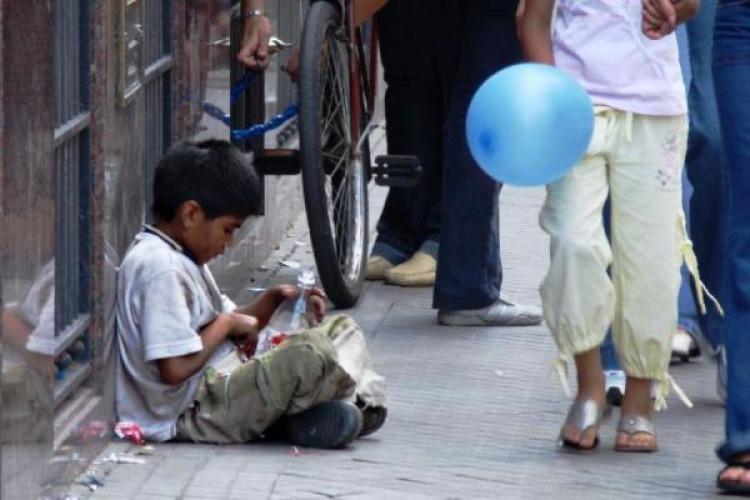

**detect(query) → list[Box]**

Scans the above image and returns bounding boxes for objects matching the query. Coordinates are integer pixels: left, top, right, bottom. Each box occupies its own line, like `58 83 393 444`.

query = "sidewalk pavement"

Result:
69 140 726 499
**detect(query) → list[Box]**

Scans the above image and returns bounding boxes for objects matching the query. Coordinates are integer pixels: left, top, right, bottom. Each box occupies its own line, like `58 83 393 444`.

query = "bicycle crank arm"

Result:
371 155 423 187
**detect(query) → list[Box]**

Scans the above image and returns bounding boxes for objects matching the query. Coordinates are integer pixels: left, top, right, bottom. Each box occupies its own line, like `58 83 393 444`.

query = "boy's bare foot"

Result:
718 454 750 494
615 377 657 452
560 349 605 450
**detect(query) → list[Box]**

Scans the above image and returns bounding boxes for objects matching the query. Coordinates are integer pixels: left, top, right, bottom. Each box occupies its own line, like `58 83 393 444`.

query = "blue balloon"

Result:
466 63 594 186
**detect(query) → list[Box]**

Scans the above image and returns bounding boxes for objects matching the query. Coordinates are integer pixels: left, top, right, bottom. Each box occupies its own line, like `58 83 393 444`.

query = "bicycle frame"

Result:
342 0 381 159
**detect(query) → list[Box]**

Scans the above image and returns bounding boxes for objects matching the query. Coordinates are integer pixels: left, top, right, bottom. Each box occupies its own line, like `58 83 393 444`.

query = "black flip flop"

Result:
717 462 750 496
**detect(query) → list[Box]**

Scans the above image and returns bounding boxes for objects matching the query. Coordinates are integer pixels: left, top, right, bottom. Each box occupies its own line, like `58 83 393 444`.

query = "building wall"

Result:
0 0 307 496
1 1 57 497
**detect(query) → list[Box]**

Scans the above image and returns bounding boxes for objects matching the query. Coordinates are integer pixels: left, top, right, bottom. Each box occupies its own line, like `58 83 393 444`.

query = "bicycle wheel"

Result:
298 1 369 308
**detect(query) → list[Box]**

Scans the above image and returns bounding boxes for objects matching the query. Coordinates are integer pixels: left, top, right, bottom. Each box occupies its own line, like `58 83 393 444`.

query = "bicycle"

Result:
250 0 421 308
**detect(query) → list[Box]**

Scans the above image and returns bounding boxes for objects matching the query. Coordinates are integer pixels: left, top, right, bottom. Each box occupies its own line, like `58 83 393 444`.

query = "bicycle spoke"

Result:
324 180 337 239
327 41 350 142
321 101 343 142
331 167 350 211
339 181 351 267
328 146 349 175
334 178 351 264
321 65 339 130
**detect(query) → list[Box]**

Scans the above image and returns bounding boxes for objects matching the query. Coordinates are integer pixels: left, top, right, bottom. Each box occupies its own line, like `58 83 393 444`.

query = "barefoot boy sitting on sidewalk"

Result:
115 139 386 448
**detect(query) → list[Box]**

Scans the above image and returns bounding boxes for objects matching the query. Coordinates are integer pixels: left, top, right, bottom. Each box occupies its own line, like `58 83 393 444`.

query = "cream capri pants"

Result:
540 107 690 399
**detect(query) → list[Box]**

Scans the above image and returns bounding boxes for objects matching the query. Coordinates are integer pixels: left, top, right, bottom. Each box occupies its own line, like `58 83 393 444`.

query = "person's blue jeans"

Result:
714 0 750 463
685 0 725 352
371 1 460 264
434 0 521 310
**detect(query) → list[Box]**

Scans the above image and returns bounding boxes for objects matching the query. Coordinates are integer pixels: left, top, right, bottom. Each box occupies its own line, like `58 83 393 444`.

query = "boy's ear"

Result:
178 200 206 229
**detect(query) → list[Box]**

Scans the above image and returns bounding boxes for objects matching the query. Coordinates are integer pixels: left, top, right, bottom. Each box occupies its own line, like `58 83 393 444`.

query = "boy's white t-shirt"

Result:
115 226 236 442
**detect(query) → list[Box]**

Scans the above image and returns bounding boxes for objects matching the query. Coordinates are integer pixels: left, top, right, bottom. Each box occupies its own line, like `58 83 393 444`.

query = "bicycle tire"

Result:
298 1 369 308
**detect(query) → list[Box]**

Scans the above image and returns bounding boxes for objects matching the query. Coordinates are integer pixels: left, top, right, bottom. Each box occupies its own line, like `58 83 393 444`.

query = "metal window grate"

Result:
143 0 173 217
53 0 91 404
145 75 171 214
144 0 172 66
53 0 90 333
54 0 80 127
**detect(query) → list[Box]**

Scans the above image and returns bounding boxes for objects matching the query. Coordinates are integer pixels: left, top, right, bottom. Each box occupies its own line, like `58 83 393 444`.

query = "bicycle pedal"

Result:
254 149 301 176
371 155 422 187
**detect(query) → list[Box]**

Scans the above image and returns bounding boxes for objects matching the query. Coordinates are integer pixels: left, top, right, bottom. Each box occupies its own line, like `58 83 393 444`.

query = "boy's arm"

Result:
157 313 258 385
234 285 327 329
518 0 556 65
233 286 284 327
2 309 33 352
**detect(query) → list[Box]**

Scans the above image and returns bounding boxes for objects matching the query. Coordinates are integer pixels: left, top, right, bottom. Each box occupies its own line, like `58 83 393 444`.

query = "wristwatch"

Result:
242 10 266 20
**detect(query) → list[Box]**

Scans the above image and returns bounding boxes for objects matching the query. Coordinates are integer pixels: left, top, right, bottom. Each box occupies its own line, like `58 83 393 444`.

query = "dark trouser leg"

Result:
372 1 449 260
685 0 725 351
714 2 750 463
434 5 522 310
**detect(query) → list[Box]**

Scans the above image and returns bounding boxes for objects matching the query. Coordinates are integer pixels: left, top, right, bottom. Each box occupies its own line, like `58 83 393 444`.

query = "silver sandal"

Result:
615 414 657 452
558 399 603 450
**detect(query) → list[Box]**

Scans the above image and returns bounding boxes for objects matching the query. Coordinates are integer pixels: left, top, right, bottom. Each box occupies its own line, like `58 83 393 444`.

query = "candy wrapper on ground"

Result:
114 421 145 445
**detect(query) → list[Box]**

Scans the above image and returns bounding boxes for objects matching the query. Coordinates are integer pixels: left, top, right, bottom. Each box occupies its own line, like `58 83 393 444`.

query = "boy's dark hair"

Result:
152 139 261 221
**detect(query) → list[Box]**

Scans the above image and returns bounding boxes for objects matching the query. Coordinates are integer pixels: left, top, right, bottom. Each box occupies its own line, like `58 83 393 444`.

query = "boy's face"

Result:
180 201 246 264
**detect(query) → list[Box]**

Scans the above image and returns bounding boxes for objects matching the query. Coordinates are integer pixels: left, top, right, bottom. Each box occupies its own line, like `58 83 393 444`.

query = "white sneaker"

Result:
437 298 542 326
605 370 626 407
671 328 701 363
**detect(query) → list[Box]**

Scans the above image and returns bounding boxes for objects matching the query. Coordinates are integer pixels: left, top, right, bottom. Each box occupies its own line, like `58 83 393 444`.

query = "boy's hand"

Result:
228 313 260 358
272 284 327 325
160 312 260 386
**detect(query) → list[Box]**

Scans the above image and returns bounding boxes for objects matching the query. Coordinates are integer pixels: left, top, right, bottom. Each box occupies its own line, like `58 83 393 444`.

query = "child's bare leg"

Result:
617 377 656 449
562 347 606 448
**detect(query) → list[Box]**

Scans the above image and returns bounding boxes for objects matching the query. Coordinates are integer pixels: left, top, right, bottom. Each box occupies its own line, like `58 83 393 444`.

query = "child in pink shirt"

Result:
520 0 700 452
